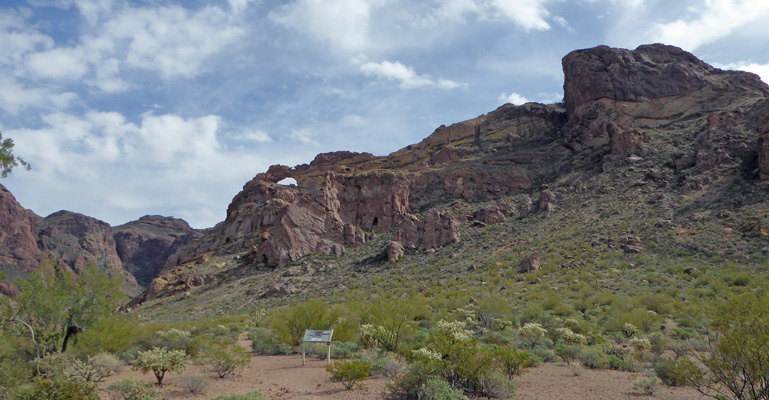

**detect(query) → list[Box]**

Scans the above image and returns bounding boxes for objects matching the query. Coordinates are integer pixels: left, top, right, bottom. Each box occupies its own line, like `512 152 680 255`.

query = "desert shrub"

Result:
308 341 360 360
518 323 547 348
326 359 372 390
106 379 159 400
68 356 114 383
555 327 587 346
177 375 208 394
530 345 557 363
133 348 189 385
269 299 339 346
154 329 200 356
358 352 405 377
353 295 427 353
407 320 513 398
200 341 250 378
554 342 581 365
654 358 700 387
73 314 137 358
622 323 639 338
494 346 531 379
577 347 609 369
210 392 268 400
692 293 769 400
630 337 652 353
418 378 464 400
17 376 99 400
91 352 125 374
248 328 293 355
647 332 668 357
633 377 659 395
479 372 515 399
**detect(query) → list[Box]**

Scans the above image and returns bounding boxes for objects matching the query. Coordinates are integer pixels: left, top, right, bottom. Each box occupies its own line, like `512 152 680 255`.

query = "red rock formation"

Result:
37 211 135 284
0 185 46 274
394 209 459 250
113 215 200 287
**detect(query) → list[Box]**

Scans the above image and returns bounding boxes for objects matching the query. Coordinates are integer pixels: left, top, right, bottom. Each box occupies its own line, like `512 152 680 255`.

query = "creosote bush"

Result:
201 341 250 378
177 375 208 394
326 359 372 390
107 379 159 400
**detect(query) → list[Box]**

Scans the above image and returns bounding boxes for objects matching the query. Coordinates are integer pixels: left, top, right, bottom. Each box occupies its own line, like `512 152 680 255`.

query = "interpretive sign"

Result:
301 329 334 366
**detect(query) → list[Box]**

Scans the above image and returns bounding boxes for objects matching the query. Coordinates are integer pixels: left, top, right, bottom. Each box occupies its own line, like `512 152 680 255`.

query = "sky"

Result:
1 0 769 229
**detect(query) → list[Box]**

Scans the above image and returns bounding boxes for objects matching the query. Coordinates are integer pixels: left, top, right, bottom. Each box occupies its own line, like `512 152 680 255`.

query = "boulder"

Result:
520 254 541 273
394 209 460 250
385 241 405 263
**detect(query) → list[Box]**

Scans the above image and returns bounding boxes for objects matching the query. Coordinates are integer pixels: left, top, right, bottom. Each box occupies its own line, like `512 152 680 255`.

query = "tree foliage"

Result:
0 131 30 178
3 264 126 356
693 293 769 400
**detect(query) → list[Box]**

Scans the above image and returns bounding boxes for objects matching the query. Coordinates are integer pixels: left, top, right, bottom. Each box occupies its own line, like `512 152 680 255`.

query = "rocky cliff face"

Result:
0 185 46 277
155 44 768 297
0 186 197 292
113 216 201 287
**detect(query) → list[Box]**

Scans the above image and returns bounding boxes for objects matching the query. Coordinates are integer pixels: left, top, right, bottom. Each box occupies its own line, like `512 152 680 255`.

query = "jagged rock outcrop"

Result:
385 241 405 263
0 185 46 275
563 44 769 170
113 216 201 287
394 209 460 249
37 211 134 284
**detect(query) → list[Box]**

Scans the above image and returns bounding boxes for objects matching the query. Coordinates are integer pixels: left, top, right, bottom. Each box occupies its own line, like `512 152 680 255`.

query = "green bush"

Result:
73 314 137 358
326 360 372 390
248 328 293 355
177 375 209 394
495 346 531 379
133 348 189 385
269 299 339 346
577 347 609 369
154 329 200 356
554 342 581 365
107 379 159 400
633 377 659 396
308 341 360 360
200 341 250 378
16 376 99 400
654 358 700 387
209 391 268 400
418 378 465 400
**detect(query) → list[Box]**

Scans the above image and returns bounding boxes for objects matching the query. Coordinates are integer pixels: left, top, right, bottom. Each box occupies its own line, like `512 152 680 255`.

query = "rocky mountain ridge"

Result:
130 43 769 304
0 187 200 294
2 43 768 307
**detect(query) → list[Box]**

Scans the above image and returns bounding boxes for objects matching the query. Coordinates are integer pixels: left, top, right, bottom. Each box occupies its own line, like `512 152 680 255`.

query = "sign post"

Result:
301 329 334 366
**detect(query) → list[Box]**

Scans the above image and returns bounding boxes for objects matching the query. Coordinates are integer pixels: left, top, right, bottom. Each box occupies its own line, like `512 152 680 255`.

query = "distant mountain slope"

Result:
0 186 199 294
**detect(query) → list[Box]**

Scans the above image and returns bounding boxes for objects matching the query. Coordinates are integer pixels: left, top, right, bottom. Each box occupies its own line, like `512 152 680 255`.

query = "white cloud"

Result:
340 114 368 127
498 92 529 105
27 47 89 80
105 5 246 79
288 128 318 145
651 0 769 51
361 60 467 89
489 0 552 31
270 0 384 53
239 129 273 143
7 110 266 228
715 61 769 84
228 0 253 14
